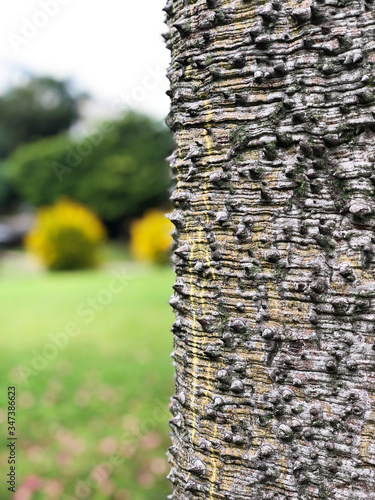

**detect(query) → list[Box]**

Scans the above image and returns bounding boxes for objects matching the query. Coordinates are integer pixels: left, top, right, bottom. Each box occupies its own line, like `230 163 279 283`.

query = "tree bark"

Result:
165 0 375 498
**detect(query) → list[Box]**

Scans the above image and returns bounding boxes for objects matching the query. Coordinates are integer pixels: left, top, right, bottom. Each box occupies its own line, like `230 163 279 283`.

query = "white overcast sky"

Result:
0 0 170 120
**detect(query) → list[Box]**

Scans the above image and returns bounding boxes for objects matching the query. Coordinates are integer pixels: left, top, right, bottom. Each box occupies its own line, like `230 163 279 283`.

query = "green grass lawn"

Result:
0 256 175 500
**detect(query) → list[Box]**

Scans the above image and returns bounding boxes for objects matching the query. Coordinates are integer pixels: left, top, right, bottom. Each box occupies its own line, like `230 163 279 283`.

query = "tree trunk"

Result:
165 0 375 498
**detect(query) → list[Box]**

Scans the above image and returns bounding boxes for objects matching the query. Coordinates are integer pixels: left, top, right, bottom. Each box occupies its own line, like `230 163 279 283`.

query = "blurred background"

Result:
0 1 175 499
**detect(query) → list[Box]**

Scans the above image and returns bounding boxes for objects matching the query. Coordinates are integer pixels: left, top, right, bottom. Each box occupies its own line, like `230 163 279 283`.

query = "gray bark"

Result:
165 0 375 498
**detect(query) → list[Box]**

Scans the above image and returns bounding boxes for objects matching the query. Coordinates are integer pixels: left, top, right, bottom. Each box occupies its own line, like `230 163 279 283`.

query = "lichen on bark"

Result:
165 0 375 498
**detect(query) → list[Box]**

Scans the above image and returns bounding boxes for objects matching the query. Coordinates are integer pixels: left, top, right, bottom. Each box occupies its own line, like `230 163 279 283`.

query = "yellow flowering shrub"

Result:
26 199 106 270
130 209 173 264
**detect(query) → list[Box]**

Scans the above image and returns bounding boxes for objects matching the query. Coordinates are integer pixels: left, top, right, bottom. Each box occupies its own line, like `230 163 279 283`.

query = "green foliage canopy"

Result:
8 112 174 224
0 76 81 159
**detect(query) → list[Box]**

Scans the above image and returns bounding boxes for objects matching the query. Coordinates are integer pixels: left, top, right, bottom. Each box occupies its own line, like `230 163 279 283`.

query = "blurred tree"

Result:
130 209 173 264
0 76 82 159
0 161 13 210
26 198 106 271
8 112 174 235
0 76 83 211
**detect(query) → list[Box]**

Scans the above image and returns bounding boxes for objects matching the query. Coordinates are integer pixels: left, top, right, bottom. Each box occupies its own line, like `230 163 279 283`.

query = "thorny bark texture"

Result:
165 0 375 498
